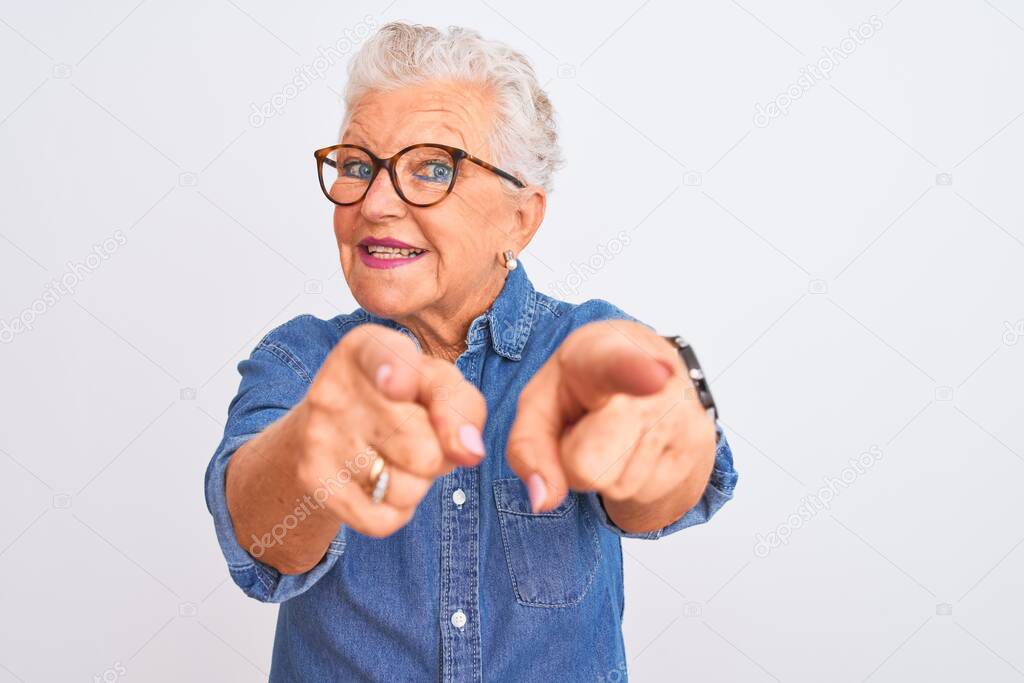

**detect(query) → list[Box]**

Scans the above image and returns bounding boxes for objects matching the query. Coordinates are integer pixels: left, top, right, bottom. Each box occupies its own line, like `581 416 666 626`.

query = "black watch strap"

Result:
663 335 718 420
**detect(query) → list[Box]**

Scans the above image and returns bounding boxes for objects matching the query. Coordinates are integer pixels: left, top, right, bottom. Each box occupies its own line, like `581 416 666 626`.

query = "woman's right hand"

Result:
298 324 488 535
226 324 487 574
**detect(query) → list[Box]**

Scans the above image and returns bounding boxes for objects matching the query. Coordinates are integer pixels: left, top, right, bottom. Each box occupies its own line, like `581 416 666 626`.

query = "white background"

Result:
2 1 1023 681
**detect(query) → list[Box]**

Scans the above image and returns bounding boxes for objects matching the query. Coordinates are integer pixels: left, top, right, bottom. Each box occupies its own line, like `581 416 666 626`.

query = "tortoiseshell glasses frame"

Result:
313 143 526 208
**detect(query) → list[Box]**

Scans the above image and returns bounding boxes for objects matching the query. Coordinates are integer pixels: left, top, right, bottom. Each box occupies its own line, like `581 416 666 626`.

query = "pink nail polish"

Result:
375 364 392 391
459 424 486 458
526 473 547 513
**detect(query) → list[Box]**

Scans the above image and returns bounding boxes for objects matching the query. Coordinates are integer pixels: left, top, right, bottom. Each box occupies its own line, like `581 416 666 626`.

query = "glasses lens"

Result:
396 146 456 205
322 147 373 204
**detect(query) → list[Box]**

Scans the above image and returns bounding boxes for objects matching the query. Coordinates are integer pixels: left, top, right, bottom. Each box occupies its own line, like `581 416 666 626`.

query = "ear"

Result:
509 185 546 252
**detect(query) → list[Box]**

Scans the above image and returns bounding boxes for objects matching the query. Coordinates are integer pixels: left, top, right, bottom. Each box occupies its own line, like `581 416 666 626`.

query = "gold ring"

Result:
368 455 389 504
369 455 384 484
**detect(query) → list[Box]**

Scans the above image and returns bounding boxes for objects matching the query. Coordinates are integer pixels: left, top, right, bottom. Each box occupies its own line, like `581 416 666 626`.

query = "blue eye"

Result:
341 159 372 180
414 161 453 184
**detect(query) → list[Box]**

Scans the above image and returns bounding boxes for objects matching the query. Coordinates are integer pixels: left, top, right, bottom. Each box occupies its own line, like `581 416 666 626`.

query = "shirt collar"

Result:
485 262 536 361
355 262 536 362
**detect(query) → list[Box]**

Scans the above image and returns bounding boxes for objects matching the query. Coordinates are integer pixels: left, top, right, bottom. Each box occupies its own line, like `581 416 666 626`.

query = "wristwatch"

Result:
663 335 718 420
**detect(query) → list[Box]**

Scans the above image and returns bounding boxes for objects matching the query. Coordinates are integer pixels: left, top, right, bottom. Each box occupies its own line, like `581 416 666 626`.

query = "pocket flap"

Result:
493 477 576 517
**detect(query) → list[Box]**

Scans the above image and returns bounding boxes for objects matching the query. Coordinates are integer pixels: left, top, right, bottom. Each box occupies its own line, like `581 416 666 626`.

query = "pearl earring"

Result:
503 250 518 271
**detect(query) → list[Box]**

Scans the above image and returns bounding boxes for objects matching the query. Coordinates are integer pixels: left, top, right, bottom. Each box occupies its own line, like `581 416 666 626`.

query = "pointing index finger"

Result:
417 358 489 467
506 363 570 513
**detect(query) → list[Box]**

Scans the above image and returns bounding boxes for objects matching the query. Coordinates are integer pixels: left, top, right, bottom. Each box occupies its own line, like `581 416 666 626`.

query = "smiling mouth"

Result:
362 244 427 259
356 240 429 269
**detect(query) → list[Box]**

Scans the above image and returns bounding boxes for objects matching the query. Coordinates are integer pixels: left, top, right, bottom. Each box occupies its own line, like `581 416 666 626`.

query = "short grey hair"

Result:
341 21 564 194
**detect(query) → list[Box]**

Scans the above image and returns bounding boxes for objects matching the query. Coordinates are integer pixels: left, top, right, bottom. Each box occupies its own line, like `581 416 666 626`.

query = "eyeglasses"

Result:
314 143 526 208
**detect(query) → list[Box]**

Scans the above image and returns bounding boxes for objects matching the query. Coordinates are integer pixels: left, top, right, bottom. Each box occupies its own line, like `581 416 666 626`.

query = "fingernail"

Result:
375 364 392 391
458 424 486 458
526 473 547 513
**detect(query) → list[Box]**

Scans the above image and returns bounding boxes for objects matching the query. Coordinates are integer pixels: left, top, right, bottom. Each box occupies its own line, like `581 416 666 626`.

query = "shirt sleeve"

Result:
586 423 738 540
203 336 346 603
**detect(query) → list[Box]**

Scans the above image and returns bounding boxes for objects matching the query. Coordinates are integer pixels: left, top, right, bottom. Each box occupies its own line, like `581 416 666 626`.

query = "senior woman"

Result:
204 21 737 682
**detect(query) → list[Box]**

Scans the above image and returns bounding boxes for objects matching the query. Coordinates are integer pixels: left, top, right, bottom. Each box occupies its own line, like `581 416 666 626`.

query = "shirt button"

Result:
451 610 467 629
452 489 467 506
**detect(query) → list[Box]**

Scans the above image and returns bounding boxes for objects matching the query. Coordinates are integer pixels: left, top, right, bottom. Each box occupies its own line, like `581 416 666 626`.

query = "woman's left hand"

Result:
506 320 717 534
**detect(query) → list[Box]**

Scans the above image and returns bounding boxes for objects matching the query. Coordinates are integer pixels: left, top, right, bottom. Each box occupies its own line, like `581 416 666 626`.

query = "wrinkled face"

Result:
333 80 526 323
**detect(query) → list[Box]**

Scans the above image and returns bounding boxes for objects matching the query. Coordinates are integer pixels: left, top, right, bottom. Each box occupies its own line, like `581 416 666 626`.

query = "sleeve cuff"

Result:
587 424 738 540
204 433 347 603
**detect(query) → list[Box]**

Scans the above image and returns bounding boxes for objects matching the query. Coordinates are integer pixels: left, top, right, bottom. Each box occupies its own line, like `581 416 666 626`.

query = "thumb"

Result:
348 324 423 401
562 322 674 412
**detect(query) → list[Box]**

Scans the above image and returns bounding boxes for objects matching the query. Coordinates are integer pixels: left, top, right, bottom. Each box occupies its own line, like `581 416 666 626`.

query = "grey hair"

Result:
340 21 564 194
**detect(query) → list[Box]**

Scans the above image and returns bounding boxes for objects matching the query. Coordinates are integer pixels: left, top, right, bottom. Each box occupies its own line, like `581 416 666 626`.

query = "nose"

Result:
360 167 406 222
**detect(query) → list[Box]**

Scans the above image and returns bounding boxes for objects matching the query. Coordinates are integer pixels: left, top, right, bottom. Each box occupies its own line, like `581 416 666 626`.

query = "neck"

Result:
396 269 508 362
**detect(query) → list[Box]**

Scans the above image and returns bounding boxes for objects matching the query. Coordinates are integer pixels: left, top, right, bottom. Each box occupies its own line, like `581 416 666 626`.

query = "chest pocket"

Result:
492 477 601 608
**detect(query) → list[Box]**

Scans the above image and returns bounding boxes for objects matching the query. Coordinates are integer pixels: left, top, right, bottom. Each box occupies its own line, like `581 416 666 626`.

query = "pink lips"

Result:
357 236 429 270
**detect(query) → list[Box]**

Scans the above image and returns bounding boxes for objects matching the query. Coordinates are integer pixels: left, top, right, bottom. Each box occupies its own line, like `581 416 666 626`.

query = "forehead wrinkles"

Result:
344 84 495 157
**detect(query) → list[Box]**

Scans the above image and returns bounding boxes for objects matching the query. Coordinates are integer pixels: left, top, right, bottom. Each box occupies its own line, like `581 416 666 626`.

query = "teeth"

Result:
366 245 424 259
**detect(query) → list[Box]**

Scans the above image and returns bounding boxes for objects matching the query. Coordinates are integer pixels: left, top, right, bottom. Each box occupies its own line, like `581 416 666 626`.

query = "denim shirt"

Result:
204 263 738 682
